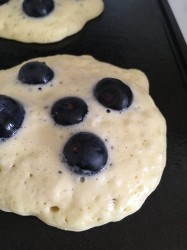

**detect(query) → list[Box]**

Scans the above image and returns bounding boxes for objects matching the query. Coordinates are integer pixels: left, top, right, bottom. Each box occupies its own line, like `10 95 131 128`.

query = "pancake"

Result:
0 0 104 43
0 55 166 231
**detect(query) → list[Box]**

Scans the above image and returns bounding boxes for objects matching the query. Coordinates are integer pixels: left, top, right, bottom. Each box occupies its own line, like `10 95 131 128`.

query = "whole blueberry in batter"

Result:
18 61 54 85
63 132 108 175
94 78 133 111
22 0 54 18
51 97 88 126
0 95 25 140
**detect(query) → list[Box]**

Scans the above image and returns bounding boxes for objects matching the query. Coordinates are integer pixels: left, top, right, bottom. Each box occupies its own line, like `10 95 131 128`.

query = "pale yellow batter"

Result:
0 55 166 231
0 0 104 43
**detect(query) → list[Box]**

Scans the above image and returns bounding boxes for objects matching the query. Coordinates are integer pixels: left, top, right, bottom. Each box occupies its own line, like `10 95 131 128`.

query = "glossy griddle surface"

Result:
0 1 187 249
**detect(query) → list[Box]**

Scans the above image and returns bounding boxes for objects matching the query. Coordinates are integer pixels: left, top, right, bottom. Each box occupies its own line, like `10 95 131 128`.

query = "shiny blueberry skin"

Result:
22 0 54 18
51 97 88 126
0 95 25 140
94 78 133 111
0 0 9 5
63 132 108 175
18 61 54 85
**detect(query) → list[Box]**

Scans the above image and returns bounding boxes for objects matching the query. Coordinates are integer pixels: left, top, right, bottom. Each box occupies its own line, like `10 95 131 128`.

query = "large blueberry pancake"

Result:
0 55 166 231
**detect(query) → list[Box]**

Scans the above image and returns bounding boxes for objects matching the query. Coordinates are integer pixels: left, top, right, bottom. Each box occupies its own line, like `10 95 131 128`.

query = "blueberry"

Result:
63 132 108 175
18 61 54 85
0 95 25 140
51 97 88 126
0 0 9 5
22 0 54 18
94 78 133 111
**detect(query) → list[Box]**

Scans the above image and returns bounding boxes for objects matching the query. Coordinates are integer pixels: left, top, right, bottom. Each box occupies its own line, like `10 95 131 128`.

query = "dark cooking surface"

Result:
0 0 187 249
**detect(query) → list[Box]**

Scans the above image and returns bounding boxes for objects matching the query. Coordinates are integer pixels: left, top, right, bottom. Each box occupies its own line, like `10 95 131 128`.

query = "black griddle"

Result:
0 1 187 249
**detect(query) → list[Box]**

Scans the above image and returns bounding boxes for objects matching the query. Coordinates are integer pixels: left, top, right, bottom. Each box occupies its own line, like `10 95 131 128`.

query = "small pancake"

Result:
0 0 104 43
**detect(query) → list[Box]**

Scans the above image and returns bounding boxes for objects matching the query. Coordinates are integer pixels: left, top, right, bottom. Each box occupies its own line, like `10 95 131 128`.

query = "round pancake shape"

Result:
0 55 166 231
0 0 104 43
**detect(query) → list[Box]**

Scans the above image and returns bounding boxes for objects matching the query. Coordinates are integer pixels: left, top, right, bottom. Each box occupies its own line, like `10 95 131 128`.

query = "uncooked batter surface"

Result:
0 0 104 43
0 55 166 231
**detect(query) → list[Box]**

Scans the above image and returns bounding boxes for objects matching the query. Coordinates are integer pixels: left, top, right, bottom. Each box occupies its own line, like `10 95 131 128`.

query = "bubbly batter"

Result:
0 55 166 231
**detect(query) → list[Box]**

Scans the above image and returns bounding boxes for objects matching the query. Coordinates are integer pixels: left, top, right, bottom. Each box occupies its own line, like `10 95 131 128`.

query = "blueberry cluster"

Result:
0 61 133 175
